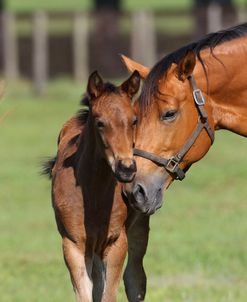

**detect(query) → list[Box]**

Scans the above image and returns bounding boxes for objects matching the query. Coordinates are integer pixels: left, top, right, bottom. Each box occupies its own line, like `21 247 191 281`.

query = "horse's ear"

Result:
121 70 141 98
87 71 104 99
177 50 196 82
120 54 150 79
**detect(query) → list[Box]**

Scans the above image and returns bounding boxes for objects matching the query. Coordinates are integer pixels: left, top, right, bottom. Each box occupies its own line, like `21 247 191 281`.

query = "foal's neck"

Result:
77 116 115 193
195 36 247 137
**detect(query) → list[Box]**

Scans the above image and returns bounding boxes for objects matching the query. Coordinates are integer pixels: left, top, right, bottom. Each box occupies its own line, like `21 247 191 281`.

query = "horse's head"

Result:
122 52 214 214
87 70 141 183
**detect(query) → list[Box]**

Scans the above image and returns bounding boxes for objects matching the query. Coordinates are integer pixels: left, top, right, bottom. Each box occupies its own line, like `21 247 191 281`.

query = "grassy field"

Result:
1 79 247 302
6 0 191 12
7 0 246 12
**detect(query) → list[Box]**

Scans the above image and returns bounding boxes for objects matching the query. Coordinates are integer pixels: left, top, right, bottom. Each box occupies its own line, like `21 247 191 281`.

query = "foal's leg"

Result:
124 214 150 302
63 237 93 302
92 255 106 302
101 228 128 302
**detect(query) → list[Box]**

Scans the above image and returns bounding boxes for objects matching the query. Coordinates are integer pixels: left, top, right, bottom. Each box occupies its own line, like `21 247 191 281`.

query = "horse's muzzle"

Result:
128 174 165 215
115 158 137 183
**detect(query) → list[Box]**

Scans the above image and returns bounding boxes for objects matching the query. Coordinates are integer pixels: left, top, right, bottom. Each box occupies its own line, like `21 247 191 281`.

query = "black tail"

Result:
41 156 56 179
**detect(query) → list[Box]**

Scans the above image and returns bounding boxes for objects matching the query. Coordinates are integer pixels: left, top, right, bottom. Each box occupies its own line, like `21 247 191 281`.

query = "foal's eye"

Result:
161 110 177 122
95 120 105 129
132 116 138 126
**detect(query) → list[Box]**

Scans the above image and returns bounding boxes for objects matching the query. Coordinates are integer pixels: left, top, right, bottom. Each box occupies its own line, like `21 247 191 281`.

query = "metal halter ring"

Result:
193 89 205 105
166 158 179 173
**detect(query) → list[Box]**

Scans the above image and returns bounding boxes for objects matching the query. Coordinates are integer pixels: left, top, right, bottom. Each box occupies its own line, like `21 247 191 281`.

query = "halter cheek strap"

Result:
134 75 215 181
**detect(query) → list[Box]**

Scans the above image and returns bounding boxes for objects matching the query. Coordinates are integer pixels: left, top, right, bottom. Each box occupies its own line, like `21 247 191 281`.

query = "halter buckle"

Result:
166 158 179 173
166 158 185 180
193 89 205 106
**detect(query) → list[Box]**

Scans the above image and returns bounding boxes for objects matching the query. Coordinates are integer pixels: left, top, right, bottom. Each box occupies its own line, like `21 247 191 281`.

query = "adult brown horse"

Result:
120 23 247 299
123 23 247 213
44 70 142 302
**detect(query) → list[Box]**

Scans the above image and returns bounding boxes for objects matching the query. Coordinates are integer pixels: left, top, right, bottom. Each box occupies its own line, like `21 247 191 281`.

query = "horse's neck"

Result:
196 36 247 136
77 120 115 198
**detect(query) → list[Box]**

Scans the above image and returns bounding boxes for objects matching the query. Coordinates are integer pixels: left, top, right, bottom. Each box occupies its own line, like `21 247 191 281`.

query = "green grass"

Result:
7 0 191 12
1 79 247 301
6 0 247 12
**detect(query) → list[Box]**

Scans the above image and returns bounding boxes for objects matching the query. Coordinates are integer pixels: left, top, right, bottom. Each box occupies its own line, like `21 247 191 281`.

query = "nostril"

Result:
138 184 145 197
118 159 136 173
130 160 137 172
133 183 147 203
132 160 137 172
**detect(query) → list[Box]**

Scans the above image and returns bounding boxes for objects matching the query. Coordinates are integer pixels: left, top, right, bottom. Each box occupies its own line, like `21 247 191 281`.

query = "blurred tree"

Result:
94 0 121 11
0 0 5 10
194 0 236 39
92 0 123 77
0 0 5 23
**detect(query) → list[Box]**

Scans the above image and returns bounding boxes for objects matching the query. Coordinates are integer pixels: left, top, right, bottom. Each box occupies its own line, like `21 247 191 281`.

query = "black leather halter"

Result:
134 75 215 181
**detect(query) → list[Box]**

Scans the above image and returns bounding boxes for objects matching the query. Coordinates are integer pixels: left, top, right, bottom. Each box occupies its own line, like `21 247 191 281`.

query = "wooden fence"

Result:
1 6 246 95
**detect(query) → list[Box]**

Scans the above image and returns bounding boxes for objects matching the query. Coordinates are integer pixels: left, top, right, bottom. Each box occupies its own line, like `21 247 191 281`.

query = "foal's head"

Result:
86 70 141 182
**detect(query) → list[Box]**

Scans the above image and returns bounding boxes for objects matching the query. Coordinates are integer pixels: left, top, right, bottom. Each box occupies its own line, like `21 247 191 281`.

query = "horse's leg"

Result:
124 213 150 302
101 228 128 302
92 255 106 302
63 237 93 302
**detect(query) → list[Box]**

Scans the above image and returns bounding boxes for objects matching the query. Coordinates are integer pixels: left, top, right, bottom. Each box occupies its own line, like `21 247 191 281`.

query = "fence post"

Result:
2 12 19 81
32 11 48 96
73 12 89 84
131 11 156 67
237 8 247 23
207 3 222 33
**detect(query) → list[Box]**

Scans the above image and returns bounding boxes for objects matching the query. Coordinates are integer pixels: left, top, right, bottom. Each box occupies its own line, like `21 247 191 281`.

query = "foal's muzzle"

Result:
115 158 137 183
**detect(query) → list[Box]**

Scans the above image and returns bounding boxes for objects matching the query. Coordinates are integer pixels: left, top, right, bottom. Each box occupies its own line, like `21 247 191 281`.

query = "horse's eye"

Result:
95 120 105 129
161 110 177 122
132 116 138 126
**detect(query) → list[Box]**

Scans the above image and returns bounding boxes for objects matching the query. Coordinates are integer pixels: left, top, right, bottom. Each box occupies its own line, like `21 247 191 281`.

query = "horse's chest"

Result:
96 231 120 256
88 208 127 257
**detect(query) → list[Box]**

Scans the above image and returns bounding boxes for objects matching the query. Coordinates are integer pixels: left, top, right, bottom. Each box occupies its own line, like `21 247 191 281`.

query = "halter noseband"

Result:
133 75 215 181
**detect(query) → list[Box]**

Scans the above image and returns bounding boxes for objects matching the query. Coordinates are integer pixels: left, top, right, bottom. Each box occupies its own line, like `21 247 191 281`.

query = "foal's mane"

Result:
140 23 247 114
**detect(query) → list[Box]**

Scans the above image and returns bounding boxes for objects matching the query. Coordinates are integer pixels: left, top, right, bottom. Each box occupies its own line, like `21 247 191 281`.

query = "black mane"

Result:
140 23 247 114
103 82 118 93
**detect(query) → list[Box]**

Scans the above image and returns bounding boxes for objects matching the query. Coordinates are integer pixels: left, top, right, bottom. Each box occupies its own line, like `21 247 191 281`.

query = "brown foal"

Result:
44 70 142 302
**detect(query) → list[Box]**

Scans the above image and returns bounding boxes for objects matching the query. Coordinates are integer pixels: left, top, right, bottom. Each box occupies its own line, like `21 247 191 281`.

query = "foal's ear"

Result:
120 54 150 79
177 50 196 82
87 71 104 99
121 70 141 98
